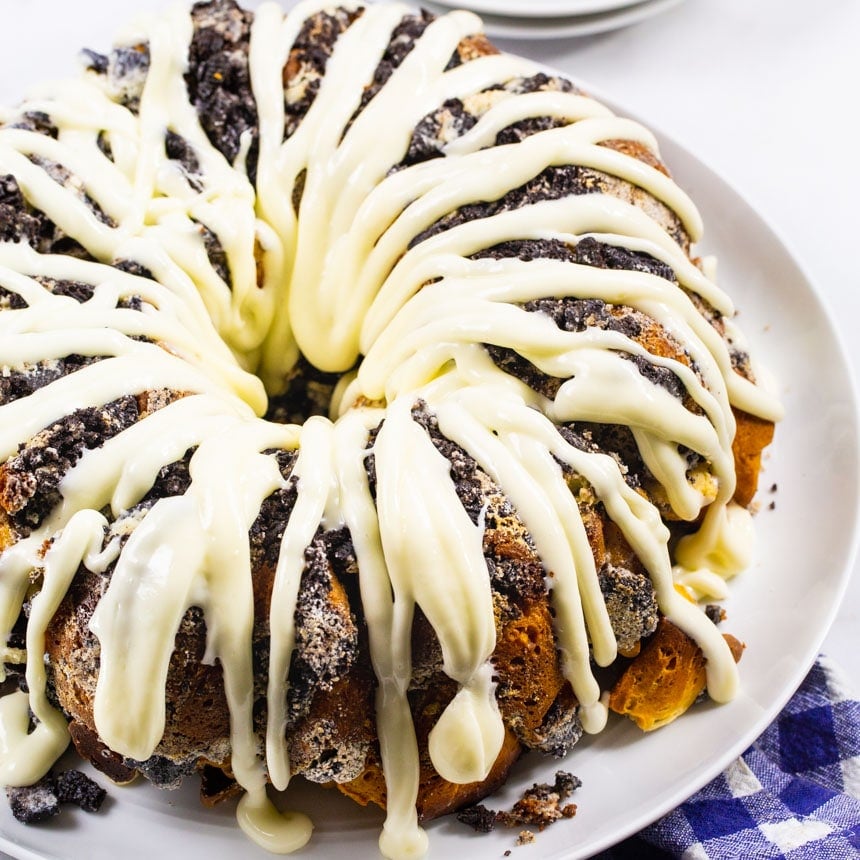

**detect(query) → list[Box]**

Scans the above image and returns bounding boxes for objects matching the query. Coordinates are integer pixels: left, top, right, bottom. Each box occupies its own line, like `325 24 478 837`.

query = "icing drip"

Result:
0 1 782 858
89 496 208 760
374 397 504 783
333 409 427 858
265 417 335 792
236 793 314 856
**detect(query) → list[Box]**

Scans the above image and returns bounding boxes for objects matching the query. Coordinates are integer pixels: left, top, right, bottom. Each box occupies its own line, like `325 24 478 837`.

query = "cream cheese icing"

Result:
0 2 781 858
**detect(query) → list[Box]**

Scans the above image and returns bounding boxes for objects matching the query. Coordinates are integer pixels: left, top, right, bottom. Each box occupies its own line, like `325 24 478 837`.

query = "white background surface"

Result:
0 0 858 856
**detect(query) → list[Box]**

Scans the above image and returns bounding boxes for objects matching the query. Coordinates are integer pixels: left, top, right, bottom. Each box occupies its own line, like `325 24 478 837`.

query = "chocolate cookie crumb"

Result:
6 778 59 824
516 830 535 845
457 771 581 842
6 769 106 824
705 604 726 625
456 802 498 832
498 771 580 829
56 770 106 813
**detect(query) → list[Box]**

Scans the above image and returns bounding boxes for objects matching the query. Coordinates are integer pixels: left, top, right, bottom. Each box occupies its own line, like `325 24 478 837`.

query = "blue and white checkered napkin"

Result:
597 656 860 859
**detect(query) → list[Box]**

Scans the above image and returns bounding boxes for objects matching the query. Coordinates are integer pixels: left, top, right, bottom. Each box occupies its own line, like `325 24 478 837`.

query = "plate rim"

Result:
425 0 653 20
425 0 687 41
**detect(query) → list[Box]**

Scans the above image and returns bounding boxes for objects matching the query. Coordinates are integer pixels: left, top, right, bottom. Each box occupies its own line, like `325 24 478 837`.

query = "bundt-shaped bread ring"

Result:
0 1 780 857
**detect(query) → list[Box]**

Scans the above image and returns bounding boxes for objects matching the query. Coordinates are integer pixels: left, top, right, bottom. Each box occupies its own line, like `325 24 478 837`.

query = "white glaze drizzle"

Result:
0 2 781 858
265 417 335 792
374 396 504 783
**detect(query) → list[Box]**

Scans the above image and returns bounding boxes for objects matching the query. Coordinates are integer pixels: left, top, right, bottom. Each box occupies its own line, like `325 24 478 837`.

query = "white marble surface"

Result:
493 0 860 689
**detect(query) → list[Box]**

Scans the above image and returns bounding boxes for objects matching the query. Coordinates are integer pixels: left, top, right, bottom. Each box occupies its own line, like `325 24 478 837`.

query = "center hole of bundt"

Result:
262 356 344 425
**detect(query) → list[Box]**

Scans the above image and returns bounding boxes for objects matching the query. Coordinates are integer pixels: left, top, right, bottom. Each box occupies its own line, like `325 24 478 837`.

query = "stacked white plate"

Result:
423 0 686 39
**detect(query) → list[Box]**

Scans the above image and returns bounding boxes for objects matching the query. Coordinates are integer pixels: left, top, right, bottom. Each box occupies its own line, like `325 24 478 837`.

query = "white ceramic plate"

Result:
423 0 686 40
1 6 859 860
425 0 649 19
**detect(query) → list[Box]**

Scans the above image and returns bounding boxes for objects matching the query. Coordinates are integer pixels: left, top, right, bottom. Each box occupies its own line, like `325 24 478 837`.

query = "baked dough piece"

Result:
608 618 746 731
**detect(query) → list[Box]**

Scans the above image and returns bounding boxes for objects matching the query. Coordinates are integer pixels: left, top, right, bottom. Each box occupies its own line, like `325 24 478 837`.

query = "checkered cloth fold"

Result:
598 656 860 859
